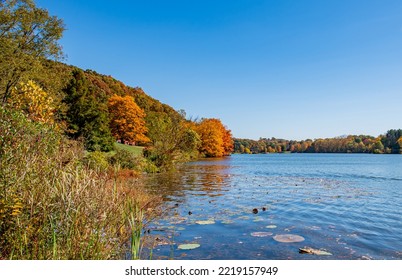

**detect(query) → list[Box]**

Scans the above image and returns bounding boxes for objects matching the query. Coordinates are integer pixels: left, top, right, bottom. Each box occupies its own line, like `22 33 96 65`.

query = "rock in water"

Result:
299 246 332 256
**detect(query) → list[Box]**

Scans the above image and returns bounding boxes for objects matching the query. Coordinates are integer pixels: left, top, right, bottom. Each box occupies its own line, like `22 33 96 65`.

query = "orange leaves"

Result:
195 118 233 157
108 95 149 144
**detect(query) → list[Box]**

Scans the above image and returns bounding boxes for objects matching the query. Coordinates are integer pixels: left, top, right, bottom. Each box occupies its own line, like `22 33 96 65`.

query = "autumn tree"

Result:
63 69 114 152
195 118 233 157
108 94 149 145
9 80 54 123
0 0 65 103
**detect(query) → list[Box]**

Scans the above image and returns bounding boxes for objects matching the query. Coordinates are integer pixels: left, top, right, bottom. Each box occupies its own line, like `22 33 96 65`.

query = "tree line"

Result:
234 130 402 155
0 0 234 172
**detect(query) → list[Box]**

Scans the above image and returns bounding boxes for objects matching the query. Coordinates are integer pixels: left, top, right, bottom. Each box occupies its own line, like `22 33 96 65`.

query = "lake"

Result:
142 154 402 260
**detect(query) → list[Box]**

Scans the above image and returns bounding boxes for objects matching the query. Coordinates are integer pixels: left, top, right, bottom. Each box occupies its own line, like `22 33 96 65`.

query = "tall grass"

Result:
0 107 160 259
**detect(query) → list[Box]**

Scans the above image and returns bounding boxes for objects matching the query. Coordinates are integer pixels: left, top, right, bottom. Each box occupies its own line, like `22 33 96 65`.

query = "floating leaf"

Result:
178 243 200 250
299 247 332 256
251 232 273 237
196 220 215 225
273 234 305 243
266 225 277 229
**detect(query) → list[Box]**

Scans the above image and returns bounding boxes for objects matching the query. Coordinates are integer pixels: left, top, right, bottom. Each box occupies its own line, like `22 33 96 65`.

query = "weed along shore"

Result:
0 108 160 259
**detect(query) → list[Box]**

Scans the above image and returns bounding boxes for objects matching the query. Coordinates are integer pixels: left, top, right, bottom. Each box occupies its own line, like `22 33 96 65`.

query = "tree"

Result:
108 94 149 145
382 129 402 154
144 111 200 170
63 69 114 152
10 79 54 123
195 118 233 157
0 0 65 102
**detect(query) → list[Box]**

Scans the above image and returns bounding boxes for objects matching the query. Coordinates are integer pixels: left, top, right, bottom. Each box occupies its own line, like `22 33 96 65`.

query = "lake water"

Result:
142 154 402 260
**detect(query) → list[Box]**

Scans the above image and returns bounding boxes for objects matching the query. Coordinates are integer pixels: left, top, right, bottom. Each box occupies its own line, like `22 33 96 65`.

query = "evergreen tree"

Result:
63 69 114 151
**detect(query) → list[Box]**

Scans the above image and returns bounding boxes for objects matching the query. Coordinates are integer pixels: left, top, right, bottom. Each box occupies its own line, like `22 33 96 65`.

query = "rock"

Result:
299 246 332 256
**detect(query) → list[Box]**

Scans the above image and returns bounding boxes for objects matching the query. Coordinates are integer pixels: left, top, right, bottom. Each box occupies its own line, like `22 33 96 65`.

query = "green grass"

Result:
114 143 144 156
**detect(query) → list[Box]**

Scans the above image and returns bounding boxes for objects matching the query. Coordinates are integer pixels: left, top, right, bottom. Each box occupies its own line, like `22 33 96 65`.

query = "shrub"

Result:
83 151 109 172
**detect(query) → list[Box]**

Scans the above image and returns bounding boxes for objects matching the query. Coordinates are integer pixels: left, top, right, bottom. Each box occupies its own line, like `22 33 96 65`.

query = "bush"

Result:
83 151 109 172
110 147 142 170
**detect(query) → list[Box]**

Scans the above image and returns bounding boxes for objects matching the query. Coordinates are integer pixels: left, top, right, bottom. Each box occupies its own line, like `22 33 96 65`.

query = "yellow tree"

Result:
108 94 149 145
10 80 55 124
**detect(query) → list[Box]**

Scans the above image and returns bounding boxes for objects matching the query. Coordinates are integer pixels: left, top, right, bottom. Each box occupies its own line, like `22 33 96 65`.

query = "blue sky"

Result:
37 0 402 140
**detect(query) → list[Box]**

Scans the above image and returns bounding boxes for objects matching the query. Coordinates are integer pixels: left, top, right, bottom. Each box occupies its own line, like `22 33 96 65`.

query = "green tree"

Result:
145 111 200 170
63 69 114 152
0 0 65 102
382 129 402 154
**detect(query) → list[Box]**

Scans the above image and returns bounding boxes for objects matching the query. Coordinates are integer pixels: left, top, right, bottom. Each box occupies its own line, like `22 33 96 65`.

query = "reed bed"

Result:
0 107 160 259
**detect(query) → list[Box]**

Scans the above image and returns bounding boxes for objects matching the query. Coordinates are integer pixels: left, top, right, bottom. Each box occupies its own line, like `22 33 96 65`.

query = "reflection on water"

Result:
141 154 402 260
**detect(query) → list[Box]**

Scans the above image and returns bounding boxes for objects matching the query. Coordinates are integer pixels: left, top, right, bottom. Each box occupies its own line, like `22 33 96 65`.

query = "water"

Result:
142 154 402 260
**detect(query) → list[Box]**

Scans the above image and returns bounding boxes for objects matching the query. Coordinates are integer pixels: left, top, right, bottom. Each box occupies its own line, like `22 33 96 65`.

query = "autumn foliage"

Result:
195 118 234 157
108 94 149 144
10 80 55 124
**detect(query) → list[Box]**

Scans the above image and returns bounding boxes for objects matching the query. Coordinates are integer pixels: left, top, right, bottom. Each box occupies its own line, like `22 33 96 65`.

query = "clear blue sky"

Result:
36 0 402 140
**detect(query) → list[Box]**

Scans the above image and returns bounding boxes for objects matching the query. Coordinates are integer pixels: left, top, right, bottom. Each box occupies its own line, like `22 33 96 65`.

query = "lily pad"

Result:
299 247 332 256
195 220 215 225
273 234 305 243
251 232 273 237
265 225 277 229
178 243 200 250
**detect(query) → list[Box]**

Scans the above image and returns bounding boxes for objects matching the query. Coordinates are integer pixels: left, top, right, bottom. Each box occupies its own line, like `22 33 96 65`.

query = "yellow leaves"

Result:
0 197 23 220
10 80 55 124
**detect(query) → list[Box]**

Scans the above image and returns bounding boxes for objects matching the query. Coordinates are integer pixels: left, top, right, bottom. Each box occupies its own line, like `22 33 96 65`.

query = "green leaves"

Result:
0 0 65 102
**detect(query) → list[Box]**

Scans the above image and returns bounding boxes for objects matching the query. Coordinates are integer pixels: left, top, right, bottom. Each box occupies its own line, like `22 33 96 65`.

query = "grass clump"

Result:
0 106 160 259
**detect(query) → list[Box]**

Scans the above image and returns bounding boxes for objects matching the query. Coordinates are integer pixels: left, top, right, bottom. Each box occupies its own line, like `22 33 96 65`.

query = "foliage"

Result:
382 129 402 154
234 131 402 155
83 151 109 172
110 146 142 170
63 69 114 152
0 0 65 102
145 111 201 170
195 118 234 157
0 106 160 259
9 79 55 123
108 94 149 144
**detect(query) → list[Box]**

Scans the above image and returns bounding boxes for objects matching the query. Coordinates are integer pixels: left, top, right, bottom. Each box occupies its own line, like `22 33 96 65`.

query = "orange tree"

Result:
108 94 149 145
195 118 233 157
